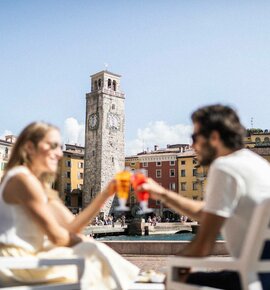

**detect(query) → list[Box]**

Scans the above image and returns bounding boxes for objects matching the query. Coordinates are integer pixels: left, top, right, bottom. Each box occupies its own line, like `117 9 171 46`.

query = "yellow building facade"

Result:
56 144 84 210
244 130 270 148
177 150 207 201
0 135 16 181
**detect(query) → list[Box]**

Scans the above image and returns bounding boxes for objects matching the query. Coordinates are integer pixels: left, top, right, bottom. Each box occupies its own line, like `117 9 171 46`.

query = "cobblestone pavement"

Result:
123 255 172 273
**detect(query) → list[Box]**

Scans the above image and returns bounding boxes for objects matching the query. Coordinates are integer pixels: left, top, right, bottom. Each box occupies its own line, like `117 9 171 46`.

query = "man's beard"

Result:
199 141 217 166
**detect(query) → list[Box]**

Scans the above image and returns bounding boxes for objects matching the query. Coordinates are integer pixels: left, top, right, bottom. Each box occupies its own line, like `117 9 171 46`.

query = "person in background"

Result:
0 122 139 289
138 104 270 290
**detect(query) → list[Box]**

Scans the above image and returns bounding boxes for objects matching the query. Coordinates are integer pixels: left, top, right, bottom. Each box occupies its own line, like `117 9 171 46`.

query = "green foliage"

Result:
246 128 264 136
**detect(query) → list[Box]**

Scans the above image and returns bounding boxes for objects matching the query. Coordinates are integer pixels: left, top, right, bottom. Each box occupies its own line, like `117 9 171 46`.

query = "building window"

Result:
181 160 185 165
169 183 176 190
78 172 84 179
66 183 71 191
78 162 84 169
142 162 148 167
108 78 112 88
181 169 186 177
193 196 198 200
264 137 270 143
1 162 6 170
77 184 83 190
98 79 102 88
113 80 117 91
170 169 175 177
170 160 175 166
112 104 115 110
156 169 162 178
193 182 198 191
66 171 71 178
181 182 187 191
66 160 71 167
193 159 197 164
94 80 98 90
130 162 135 166
92 150 95 156
156 161 161 166
193 168 197 176
255 137 261 144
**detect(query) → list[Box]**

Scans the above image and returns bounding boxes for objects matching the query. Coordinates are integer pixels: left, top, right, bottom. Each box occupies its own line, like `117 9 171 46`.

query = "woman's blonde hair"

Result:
5 122 60 186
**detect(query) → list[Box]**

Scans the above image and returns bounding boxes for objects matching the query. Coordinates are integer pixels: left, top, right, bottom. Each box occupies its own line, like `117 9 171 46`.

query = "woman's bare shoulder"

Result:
3 169 44 204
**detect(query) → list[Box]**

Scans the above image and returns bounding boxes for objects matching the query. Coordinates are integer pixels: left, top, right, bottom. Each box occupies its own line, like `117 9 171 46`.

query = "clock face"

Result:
108 113 120 130
88 113 99 130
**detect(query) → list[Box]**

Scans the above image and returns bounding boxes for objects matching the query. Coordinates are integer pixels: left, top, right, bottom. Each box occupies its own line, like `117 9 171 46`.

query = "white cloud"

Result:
63 117 85 146
0 130 13 140
126 121 192 155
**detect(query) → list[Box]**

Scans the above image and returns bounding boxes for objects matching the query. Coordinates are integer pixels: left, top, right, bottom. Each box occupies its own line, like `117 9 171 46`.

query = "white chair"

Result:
0 256 165 290
167 198 270 290
0 256 85 290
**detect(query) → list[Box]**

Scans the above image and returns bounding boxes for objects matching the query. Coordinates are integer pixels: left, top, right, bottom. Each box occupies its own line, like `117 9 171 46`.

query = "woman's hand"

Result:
101 179 117 198
137 178 167 202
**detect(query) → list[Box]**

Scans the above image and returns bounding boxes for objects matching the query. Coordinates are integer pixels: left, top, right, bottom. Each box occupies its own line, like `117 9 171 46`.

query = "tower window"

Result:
108 79 112 88
94 80 98 90
113 80 117 91
98 79 102 89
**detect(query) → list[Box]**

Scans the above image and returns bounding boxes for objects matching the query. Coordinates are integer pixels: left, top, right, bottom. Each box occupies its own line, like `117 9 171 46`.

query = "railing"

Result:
89 88 125 98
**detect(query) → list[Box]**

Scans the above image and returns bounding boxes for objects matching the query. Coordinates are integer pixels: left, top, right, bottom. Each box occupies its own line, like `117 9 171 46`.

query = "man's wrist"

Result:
160 189 169 203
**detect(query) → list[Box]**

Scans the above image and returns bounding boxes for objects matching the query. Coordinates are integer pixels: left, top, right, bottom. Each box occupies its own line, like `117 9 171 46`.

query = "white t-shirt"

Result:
204 149 270 257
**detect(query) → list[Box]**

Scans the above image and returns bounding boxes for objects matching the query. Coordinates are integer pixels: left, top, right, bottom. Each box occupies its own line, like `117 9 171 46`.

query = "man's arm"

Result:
179 212 225 257
140 178 205 221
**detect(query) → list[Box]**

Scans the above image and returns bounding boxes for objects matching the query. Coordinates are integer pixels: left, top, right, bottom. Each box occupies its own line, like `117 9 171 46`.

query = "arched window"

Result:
113 80 117 91
264 137 270 143
94 80 98 90
98 79 102 89
255 137 261 144
108 79 112 88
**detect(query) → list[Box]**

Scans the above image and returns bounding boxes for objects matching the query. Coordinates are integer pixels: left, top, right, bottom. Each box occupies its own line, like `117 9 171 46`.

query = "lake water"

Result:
96 233 223 241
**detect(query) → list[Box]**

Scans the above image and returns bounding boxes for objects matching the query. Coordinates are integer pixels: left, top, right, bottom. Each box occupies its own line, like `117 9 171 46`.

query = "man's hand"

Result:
138 178 167 201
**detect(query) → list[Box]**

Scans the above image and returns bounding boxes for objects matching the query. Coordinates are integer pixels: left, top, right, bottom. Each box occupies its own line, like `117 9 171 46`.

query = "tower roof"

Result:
90 70 121 78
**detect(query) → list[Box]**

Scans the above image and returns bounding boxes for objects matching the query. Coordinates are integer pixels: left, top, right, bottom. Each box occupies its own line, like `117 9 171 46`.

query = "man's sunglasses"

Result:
191 131 208 144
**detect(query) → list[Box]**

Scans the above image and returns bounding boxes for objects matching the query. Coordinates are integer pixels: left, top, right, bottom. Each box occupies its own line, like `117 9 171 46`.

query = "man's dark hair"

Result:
191 104 246 150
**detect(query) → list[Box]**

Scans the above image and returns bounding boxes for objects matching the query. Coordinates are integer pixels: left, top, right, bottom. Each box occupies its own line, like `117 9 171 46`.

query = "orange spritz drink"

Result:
115 169 131 211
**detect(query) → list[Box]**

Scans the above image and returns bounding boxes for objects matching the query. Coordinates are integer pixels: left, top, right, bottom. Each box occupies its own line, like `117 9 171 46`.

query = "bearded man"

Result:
139 104 270 290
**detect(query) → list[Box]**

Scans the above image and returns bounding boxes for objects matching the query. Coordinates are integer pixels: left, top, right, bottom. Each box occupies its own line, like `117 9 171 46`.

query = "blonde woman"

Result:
0 122 139 289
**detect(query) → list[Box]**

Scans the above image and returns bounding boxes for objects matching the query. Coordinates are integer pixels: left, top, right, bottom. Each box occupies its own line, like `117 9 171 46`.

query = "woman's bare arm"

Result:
66 181 116 233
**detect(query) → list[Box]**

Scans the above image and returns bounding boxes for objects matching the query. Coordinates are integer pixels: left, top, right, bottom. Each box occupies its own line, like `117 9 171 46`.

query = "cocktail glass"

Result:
131 169 152 214
115 169 131 211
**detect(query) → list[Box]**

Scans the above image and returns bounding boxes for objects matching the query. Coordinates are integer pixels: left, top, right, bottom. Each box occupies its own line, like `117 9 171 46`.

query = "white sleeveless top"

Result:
0 166 47 252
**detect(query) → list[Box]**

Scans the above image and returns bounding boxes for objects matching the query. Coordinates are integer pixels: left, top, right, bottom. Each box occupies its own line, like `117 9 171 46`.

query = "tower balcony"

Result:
87 88 125 99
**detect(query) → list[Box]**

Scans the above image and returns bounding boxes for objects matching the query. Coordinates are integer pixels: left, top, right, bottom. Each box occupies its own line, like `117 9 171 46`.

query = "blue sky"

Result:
1 1 270 154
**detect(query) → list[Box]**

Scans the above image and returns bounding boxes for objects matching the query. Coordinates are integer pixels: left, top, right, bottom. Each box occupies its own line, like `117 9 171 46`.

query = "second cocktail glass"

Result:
131 169 152 214
115 169 131 211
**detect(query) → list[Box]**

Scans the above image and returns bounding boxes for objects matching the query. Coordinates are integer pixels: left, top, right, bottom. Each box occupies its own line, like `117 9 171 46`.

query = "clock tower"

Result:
83 70 125 217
